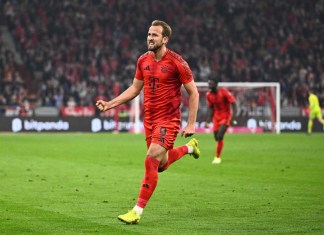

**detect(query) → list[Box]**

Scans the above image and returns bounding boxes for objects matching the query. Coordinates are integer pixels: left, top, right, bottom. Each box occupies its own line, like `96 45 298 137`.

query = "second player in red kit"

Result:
205 78 237 164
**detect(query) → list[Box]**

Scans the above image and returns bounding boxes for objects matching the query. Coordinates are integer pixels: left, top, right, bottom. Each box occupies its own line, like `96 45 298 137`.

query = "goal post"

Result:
195 82 281 134
131 82 281 134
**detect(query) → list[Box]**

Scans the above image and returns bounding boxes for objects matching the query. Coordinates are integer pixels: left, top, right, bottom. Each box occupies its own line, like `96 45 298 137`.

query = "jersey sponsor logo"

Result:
149 76 159 93
144 65 150 71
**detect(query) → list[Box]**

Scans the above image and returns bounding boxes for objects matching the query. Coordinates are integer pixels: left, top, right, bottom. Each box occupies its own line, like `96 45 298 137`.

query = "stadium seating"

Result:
0 0 323 112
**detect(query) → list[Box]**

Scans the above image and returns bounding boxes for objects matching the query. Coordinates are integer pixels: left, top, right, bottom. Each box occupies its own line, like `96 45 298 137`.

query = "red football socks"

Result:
158 146 188 172
136 146 189 208
216 140 224 158
136 156 160 208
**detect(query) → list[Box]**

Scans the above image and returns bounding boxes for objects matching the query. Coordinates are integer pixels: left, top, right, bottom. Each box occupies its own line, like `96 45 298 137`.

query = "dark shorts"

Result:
213 115 232 131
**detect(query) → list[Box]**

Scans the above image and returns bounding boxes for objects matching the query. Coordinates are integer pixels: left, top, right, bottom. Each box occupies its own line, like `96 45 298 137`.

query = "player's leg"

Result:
118 154 160 224
211 121 220 164
158 138 200 172
308 119 313 134
138 125 171 211
158 123 200 172
319 117 324 125
136 143 167 209
216 124 228 157
157 124 182 172
212 124 228 164
307 115 314 135
316 112 324 125
118 142 166 224
119 124 180 224
315 111 324 132
118 125 154 224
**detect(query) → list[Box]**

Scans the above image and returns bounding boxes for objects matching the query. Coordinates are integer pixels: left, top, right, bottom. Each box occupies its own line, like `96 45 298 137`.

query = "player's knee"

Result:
158 166 166 173
217 134 224 141
144 156 160 171
213 133 218 141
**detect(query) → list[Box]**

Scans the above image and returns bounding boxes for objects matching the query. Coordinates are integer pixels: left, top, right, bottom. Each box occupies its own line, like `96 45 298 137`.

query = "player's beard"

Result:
147 40 163 52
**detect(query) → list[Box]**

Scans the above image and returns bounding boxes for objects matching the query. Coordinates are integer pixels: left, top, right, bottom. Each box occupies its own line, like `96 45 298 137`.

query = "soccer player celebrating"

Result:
96 20 200 224
307 88 324 134
204 78 237 164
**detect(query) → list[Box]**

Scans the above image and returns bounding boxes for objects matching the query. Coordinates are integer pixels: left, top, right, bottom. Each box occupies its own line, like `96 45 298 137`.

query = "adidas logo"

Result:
144 66 150 71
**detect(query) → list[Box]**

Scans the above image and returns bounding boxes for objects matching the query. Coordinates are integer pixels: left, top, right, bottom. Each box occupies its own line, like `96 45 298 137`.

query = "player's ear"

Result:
163 36 169 44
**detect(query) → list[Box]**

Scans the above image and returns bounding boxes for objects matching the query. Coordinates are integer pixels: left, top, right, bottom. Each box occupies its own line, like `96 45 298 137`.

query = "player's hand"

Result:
96 100 108 112
204 122 210 129
181 124 195 138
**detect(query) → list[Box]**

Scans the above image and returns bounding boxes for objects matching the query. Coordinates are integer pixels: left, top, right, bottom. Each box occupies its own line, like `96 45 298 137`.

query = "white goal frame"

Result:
196 82 281 134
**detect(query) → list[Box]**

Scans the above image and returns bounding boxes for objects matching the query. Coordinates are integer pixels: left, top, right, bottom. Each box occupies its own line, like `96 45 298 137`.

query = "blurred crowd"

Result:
1 0 324 112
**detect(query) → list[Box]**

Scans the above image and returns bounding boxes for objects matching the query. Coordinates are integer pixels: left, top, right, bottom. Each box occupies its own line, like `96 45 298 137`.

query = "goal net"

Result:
194 82 280 134
130 82 280 134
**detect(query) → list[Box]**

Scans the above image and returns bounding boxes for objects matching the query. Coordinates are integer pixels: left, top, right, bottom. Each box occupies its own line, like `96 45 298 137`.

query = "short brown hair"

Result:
151 20 172 38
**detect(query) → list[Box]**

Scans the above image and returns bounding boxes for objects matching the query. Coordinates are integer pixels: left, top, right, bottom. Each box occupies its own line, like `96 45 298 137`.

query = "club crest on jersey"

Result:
161 65 169 73
149 77 159 93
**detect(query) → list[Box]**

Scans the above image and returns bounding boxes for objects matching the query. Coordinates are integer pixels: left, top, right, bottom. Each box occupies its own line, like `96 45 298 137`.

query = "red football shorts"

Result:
144 120 180 150
213 114 232 131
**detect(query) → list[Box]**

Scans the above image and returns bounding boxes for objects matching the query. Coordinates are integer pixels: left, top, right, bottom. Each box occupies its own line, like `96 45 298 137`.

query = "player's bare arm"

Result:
231 102 238 125
96 78 144 112
182 81 199 137
204 106 214 128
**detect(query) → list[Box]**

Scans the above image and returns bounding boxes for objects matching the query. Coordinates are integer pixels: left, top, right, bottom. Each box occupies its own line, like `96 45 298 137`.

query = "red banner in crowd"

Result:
61 106 95 117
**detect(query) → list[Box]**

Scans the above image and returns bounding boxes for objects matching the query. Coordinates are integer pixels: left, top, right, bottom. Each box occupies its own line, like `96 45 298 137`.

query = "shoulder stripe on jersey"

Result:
167 50 186 63
138 51 152 60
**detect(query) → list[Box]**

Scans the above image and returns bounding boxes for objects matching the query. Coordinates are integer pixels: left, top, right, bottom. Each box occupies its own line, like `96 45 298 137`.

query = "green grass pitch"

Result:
0 133 323 234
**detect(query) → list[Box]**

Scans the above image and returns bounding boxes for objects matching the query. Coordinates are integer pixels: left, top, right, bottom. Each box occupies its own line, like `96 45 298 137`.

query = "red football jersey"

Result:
135 49 193 124
206 88 236 120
